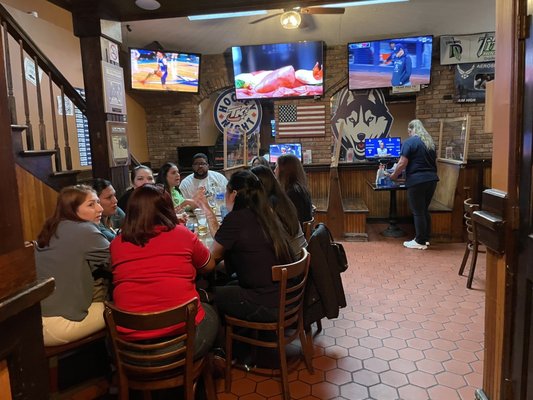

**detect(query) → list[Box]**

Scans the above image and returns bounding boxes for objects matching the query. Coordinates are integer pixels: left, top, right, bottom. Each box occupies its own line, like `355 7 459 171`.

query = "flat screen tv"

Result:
130 48 201 93
231 41 324 100
269 143 302 163
364 137 401 159
348 35 433 90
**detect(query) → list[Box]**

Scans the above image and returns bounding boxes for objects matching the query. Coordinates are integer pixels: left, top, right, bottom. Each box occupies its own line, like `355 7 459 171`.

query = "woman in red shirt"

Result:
110 184 218 358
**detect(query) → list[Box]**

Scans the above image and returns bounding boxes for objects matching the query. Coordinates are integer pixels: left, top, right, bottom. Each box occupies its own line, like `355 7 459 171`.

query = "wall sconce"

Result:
280 11 301 29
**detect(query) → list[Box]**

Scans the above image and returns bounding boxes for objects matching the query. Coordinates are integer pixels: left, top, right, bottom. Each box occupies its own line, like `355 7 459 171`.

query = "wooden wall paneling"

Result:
16 166 58 241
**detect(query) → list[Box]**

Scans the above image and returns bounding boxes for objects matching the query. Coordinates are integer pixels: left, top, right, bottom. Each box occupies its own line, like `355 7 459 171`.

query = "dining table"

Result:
367 179 407 237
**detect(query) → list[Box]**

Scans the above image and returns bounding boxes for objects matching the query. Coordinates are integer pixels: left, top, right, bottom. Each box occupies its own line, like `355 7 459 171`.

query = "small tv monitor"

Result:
348 35 433 90
364 137 401 159
269 143 302 163
130 48 201 93
231 41 324 100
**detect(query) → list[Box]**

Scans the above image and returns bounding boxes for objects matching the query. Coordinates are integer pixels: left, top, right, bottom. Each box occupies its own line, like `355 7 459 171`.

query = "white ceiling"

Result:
121 0 495 55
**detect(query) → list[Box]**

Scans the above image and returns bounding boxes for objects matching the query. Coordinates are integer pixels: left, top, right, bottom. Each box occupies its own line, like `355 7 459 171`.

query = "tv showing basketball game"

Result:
129 48 201 93
231 41 324 100
364 137 401 158
348 35 433 90
269 143 302 163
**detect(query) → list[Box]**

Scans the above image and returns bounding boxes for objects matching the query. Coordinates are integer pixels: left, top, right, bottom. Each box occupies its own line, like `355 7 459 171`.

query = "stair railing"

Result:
0 3 87 173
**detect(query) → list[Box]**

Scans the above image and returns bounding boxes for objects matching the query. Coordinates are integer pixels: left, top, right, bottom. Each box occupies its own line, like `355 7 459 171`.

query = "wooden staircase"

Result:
12 125 78 191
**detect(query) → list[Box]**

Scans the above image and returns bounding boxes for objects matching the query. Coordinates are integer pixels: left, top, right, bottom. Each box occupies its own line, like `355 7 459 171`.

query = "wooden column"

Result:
72 8 128 183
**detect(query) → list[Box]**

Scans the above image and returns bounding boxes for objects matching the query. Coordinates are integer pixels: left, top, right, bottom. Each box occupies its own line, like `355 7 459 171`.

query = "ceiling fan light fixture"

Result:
280 10 301 29
134 0 161 11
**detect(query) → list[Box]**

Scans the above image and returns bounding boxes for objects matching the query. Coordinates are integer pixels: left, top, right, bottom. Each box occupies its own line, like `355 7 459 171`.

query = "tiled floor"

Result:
216 223 486 400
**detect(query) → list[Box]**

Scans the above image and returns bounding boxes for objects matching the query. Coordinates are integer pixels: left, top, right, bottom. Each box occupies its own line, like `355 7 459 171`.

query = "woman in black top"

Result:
117 165 154 211
389 119 439 250
195 170 293 322
275 153 313 223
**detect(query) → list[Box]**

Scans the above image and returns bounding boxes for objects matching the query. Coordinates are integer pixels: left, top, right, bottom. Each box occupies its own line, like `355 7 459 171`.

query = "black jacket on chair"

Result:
304 223 347 330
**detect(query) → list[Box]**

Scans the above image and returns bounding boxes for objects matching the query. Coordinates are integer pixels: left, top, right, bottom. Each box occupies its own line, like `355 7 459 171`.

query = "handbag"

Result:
316 223 349 273
331 241 348 272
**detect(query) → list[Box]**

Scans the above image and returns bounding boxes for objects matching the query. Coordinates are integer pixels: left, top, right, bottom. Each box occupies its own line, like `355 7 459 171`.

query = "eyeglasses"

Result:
193 162 208 167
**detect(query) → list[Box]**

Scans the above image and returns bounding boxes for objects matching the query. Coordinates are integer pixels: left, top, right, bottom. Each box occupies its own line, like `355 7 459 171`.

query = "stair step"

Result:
19 150 56 157
11 124 28 132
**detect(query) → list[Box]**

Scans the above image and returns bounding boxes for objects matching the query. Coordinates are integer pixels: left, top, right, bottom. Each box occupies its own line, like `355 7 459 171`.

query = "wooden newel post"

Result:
327 121 345 240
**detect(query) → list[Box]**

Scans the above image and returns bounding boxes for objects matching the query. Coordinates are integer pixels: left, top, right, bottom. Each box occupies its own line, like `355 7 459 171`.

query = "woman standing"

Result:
117 165 154 211
35 185 110 345
389 119 439 249
195 170 294 322
91 178 124 241
275 153 313 223
155 162 196 210
110 184 218 359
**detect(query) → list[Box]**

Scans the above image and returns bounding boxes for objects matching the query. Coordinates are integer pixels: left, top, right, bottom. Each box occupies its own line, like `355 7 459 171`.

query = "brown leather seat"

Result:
104 299 216 400
224 248 314 400
458 198 485 289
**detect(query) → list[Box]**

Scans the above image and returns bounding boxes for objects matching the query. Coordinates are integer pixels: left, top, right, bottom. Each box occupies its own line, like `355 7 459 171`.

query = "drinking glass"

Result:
194 208 208 236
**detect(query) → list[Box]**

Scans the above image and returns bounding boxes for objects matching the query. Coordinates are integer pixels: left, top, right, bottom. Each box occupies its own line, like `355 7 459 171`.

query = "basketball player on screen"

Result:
140 51 169 89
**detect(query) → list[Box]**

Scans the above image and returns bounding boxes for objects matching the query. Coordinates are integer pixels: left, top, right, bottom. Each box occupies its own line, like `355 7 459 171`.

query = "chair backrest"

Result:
302 218 315 242
463 198 480 241
104 299 197 381
272 248 310 329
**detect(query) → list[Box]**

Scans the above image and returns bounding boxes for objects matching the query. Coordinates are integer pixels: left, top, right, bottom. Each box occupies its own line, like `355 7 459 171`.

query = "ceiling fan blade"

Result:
300 7 345 15
249 13 282 24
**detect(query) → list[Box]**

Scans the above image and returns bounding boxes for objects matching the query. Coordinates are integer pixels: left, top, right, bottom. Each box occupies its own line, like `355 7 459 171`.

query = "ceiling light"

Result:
188 10 268 21
134 0 161 11
320 0 409 7
280 11 302 30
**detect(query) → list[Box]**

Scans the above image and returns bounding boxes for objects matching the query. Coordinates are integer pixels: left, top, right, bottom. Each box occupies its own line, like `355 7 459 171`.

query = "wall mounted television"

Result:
130 48 201 93
231 41 324 100
347 35 433 90
269 143 302 163
365 137 401 159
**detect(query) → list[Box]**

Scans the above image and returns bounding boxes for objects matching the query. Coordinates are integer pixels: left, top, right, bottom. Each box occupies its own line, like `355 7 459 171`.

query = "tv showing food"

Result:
269 143 302 163
231 41 324 99
364 137 401 158
130 48 201 93
348 35 433 90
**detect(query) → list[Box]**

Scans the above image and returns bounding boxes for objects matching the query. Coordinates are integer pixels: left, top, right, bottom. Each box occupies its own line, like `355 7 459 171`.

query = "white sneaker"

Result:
403 239 427 250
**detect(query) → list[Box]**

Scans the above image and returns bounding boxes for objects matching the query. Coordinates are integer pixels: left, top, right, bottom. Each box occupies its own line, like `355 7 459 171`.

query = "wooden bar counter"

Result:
304 159 491 242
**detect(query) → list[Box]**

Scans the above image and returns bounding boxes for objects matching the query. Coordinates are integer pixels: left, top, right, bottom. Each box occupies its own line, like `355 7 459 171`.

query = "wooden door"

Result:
510 0 533 396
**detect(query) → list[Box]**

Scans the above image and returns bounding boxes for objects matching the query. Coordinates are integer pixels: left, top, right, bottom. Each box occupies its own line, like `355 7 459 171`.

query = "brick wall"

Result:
134 45 490 168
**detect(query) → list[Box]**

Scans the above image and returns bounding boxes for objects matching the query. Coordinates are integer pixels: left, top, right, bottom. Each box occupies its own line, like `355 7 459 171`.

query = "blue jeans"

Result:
407 180 437 244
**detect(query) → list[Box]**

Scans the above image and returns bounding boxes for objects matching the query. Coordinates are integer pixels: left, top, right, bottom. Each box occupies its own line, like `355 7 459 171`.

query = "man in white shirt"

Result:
376 141 389 157
179 153 228 199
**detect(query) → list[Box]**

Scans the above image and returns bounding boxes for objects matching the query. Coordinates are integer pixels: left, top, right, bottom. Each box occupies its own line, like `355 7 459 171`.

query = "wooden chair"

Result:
302 217 315 242
45 329 108 399
104 299 216 400
458 198 485 289
224 248 313 400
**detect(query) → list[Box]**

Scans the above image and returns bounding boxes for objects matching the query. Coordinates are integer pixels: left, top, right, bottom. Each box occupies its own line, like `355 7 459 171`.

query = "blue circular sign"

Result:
214 88 262 134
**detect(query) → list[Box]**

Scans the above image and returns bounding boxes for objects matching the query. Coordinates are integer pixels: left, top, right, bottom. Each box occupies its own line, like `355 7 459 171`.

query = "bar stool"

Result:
458 198 485 289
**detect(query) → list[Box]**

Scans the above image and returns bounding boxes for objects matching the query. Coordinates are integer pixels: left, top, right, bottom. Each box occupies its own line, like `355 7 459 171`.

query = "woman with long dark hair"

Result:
251 164 306 256
91 178 124 241
35 185 110 345
155 162 196 210
117 165 154 211
195 170 294 322
275 153 313 223
110 184 218 358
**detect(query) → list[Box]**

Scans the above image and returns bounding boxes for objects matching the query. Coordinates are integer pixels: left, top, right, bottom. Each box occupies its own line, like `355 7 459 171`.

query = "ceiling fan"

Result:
250 7 345 29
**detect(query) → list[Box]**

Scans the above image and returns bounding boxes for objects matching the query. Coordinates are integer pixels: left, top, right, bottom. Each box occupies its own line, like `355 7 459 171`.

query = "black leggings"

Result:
407 180 437 244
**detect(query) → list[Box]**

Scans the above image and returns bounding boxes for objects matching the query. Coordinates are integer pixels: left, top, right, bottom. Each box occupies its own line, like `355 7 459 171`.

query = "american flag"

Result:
277 104 326 137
